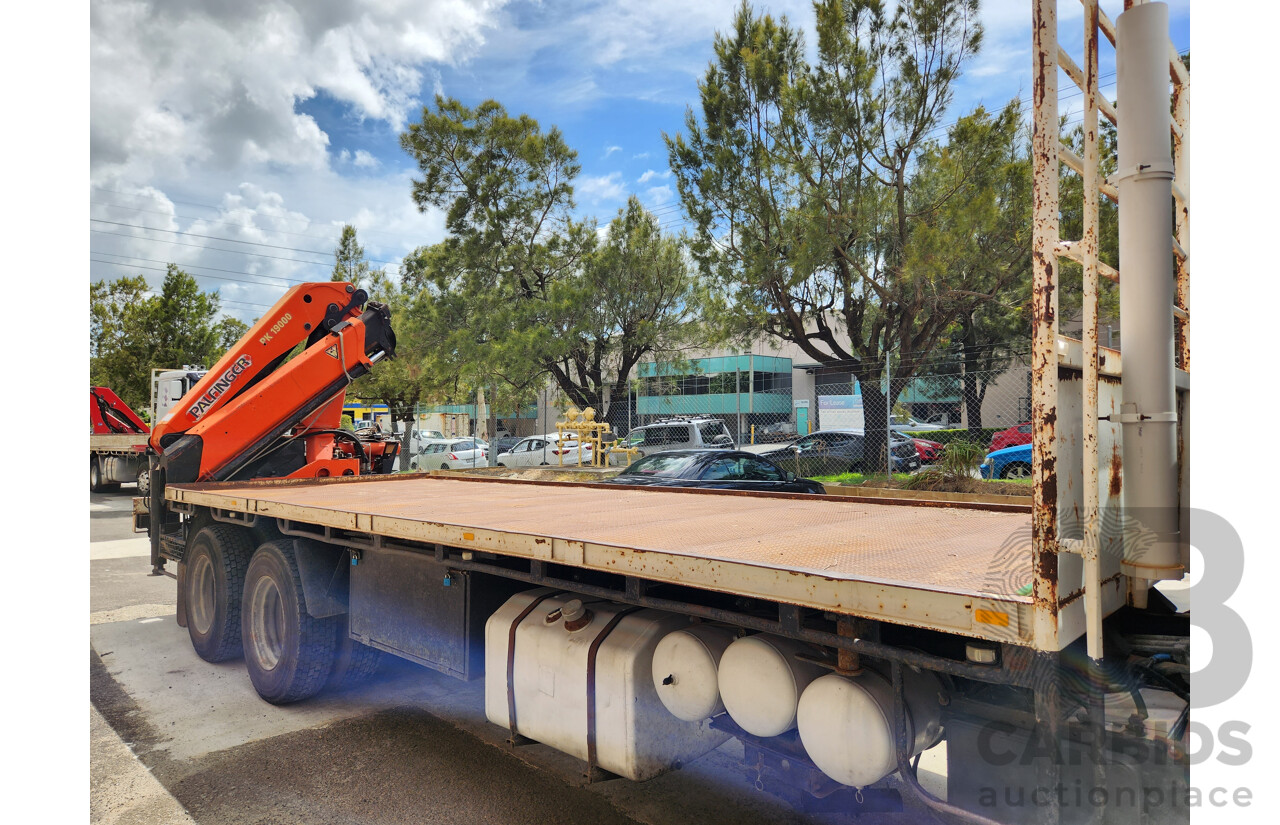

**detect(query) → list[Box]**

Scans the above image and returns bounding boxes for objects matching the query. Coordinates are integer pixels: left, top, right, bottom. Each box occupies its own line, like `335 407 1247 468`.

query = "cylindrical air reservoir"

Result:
797 668 944 789
718 635 826 737
651 625 737 722
1116 0 1182 600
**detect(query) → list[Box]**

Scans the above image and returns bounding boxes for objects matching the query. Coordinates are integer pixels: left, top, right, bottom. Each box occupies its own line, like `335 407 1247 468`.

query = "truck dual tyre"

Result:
327 616 385 690
184 525 254 662
242 540 339 704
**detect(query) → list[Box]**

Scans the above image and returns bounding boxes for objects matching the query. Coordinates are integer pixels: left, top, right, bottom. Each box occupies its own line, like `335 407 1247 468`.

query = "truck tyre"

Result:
249 517 285 548
184 524 253 662
242 540 339 704
136 467 150 497
90 459 104 493
327 617 385 690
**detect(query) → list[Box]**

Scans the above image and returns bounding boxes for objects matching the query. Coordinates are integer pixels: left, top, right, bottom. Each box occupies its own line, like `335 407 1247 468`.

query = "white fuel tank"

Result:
650 624 736 722
484 589 729 781
717 634 826 737
796 667 944 788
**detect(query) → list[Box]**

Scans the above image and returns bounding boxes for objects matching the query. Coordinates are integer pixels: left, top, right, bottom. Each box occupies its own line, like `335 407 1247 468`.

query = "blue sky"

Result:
89 0 1190 324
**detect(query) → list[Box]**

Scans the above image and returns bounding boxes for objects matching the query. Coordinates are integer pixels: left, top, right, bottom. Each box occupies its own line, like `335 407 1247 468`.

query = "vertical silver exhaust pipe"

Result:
1117 1 1183 606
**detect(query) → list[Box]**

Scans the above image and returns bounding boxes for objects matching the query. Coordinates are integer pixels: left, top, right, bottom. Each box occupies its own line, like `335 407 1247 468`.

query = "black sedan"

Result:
597 450 826 494
760 429 920 477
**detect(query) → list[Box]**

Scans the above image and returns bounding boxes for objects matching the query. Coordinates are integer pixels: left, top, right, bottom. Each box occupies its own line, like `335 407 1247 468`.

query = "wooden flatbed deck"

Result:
167 474 1036 644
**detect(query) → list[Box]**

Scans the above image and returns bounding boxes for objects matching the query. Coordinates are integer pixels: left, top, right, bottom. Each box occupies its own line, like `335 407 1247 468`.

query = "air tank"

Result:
651 624 736 722
796 667 944 788
717 634 826 737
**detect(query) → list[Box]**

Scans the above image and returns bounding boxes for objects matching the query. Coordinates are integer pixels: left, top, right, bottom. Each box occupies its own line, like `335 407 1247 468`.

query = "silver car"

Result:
623 418 735 457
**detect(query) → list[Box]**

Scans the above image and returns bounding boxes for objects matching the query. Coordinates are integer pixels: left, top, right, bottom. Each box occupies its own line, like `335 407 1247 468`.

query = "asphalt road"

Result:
93 485 933 825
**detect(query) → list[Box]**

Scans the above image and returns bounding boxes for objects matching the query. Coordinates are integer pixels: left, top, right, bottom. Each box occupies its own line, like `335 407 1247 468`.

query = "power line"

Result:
90 251 303 288
90 199 355 249
90 228 342 273
90 218 357 262
89 185 428 245
90 258 280 311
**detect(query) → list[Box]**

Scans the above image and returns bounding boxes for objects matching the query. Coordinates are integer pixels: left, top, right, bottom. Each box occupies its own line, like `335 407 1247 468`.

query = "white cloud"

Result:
637 168 670 184
644 185 673 207
90 0 495 323
90 0 507 183
603 145 622 157
576 172 627 204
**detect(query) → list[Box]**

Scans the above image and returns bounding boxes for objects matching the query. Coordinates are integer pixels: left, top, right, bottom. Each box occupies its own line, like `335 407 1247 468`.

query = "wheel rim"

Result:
189 554 216 635
249 575 286 671
1006 463 1032 479
137 470 149 495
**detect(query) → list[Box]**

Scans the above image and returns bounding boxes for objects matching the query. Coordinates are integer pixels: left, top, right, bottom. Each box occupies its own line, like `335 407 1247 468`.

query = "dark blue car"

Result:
598 450 826 494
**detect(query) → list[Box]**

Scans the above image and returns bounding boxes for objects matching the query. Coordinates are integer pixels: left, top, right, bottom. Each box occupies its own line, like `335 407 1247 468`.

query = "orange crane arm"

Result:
153 286 396 484
149 282 370 453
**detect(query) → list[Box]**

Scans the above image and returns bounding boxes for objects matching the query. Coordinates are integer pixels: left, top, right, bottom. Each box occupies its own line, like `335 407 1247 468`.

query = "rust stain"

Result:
1058 587 1085 607
1108 444 1122 498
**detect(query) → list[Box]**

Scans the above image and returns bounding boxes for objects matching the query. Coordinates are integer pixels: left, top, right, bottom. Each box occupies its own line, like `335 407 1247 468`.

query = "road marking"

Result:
91 538 151 560
92 604 174 626
139 618 162 624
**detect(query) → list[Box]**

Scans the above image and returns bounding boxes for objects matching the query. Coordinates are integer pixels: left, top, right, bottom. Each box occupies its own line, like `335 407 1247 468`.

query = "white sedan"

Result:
496 434 593 467
411 438 488 470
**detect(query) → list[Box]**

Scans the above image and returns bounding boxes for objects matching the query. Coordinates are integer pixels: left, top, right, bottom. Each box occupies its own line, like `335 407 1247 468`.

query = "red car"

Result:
913 437 944 463
990 422 1033 453
892 426 943 463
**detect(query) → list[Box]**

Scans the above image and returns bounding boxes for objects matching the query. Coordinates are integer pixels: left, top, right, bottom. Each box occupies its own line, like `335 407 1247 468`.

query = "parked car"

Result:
889 425 943 463
980 443 1032 480
760 429 920 477
496 433 594 467
890 414 943 431
413 438 488 470
596 450 825 494
488 435 524 456
624 417 735 457
989 422 1033 452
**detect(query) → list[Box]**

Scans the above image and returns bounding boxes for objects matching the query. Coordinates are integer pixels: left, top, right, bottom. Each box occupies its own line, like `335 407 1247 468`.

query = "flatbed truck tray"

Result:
166 474 1035 645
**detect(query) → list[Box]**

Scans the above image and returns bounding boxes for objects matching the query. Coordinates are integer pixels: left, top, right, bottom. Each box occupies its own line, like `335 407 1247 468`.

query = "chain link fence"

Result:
617 349 1032 480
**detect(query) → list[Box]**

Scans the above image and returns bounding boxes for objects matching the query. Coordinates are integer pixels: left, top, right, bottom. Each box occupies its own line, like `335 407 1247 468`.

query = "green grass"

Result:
809 472 915 485
810 470 1034 489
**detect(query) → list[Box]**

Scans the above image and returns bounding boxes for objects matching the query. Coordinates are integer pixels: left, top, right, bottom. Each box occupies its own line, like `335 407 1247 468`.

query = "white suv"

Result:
623 418 735 457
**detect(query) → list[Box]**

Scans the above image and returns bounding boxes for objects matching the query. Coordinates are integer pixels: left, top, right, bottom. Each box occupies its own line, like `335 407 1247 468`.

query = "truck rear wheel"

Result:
242 540 338 704
90 459 103 493
327 616 385 690
184 525 253 662
136 467 150 497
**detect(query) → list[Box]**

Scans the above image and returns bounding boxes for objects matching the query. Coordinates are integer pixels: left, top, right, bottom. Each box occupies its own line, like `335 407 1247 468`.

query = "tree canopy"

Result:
90 265 248 412
400 98 709 419
666 0 1031 458
331 224 372 288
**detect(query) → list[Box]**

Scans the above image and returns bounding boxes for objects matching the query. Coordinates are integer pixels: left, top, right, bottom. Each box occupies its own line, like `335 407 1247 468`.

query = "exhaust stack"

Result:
1116 1 1183 605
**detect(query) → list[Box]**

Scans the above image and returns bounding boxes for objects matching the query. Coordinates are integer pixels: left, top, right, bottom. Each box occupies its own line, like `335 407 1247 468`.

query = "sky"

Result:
88 0 1190 326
